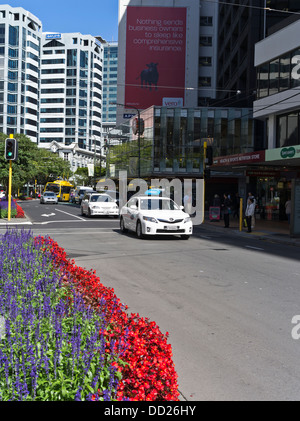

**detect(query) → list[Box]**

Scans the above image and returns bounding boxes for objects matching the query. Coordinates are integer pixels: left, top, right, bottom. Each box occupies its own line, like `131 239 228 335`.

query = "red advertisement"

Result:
125 6 187 110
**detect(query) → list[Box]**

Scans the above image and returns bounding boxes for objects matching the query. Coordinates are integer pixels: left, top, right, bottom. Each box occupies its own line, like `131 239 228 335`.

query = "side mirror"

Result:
130 205 138 210
180 205 184 210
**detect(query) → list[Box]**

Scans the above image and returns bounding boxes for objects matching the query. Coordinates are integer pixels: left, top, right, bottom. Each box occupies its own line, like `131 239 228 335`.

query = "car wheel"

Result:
120 217 127 233
136 220 144 239
87 208 92 218
180 235 190 240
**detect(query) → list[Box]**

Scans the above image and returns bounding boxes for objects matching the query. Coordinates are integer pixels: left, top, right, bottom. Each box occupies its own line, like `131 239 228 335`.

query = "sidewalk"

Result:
198 214 300 247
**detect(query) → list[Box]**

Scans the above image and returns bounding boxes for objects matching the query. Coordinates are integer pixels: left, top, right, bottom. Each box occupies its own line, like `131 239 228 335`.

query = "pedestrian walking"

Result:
222 193 231 228
245 198 255 233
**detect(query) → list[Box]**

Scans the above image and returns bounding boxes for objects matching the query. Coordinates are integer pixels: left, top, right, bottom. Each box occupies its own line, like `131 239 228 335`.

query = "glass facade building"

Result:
40 33 103 154
107 106 254 179
0 5 42 141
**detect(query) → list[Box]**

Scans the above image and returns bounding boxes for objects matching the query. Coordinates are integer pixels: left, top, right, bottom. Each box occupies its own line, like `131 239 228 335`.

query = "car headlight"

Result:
184 217 192 223
143 216 158 223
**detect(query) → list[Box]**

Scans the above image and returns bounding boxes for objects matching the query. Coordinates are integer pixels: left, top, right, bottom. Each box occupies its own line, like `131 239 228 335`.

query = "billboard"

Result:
124 6 186 110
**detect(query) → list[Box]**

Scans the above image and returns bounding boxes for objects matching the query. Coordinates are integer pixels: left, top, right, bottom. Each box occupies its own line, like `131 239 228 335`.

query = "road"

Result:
2 200 300 401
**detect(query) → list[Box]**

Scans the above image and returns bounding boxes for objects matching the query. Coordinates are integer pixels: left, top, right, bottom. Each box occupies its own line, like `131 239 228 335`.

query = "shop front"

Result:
248 169 293 222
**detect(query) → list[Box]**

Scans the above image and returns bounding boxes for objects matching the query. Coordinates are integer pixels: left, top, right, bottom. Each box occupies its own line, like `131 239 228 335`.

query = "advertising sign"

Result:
266 145 300 161
46 33 62 39
125 6 187 110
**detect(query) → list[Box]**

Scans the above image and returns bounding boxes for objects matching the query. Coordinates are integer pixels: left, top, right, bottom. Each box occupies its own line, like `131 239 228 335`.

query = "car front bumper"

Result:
90 207 119 216
141 220 193 236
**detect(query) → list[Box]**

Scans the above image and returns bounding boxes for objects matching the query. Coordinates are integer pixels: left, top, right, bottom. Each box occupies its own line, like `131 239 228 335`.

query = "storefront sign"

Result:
246 170 280 177
266 145 300 161
213 151 265 166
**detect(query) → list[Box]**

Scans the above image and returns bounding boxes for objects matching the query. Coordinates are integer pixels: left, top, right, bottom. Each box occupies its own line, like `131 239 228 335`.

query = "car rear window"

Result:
44 192 55 197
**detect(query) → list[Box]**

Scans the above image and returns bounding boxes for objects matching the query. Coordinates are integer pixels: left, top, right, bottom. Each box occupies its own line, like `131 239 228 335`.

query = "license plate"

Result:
166 225 178 230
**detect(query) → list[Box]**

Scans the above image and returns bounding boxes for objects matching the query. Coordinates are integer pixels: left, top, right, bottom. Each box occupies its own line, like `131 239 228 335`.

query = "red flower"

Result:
34 235 180 401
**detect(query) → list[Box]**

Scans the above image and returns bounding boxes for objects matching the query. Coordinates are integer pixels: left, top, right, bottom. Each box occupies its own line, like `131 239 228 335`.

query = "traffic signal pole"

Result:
8 160 12 221
7 134 13 221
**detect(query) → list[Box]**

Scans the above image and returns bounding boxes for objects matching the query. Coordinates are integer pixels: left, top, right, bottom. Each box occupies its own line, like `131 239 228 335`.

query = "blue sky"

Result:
7 0 119 41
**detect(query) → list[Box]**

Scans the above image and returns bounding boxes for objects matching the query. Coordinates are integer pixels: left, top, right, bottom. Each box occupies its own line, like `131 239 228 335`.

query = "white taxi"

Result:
80 193 119 217
120 195 193 239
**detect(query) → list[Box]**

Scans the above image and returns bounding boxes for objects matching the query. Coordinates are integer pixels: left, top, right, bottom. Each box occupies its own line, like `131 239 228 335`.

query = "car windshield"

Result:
90 195 112 203
139 198 179 210
44 192 55 197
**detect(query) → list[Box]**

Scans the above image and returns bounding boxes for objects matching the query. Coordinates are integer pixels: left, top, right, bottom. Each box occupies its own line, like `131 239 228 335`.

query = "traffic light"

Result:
104 138 108 151
5 137 18 161
206 145 213 166
204 168 211 179
132 117 144 135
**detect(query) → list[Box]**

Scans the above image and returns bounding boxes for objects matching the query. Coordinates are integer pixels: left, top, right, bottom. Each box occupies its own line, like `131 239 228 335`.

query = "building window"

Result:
9 25 19 46
200 36 212 47
269 58 279 95
276 112 299 147
199 77 211 87
200 16 213 26
199 57 212 67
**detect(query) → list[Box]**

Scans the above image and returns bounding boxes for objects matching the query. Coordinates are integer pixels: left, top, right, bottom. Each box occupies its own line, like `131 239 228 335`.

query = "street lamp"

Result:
110 102 141 179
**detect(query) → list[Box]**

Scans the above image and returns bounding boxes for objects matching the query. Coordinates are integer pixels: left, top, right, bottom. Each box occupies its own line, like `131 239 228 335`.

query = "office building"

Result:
0 5 42 141
40 32 103 171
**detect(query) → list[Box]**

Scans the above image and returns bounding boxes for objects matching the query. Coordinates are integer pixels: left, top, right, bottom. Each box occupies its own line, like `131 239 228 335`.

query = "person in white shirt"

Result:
245 198 255 233
247 192 256 228
285 198 291 224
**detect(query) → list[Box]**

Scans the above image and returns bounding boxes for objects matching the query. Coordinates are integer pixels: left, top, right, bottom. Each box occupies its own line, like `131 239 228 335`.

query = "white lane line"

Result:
33 219 83 225
245 245 264 251
54 208 86 221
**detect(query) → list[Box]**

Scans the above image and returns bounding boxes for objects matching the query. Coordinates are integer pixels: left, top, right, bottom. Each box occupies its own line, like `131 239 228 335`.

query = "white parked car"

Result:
80 193 119 217
120 195 193 239
40 191 58 204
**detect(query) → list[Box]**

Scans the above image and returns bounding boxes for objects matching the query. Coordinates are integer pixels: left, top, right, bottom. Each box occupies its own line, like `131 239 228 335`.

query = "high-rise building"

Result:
101 41 118 126
216 0 300 108
40 32 103 171
0 5 42 141
197 0 219 106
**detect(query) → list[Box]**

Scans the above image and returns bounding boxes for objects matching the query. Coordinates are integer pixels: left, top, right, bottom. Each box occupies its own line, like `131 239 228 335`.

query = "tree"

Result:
0 133 71 195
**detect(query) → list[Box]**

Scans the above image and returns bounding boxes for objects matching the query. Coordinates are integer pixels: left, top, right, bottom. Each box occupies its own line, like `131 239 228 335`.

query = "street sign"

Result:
123 113 135 119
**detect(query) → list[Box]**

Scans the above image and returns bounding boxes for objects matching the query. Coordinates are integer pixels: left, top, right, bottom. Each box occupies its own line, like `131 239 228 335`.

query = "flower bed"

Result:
0 200 25 218
0 229 126 401
0 229 180 401
35 236 180 401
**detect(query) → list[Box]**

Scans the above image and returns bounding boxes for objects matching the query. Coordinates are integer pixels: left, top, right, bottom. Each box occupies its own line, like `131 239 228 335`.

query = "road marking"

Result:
245 245 264 251
41 213 55 217
54 208 86 221
33 219 83 225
